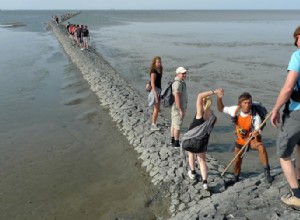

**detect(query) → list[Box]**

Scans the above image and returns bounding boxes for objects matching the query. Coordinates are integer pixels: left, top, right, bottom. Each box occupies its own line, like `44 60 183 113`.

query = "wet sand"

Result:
0 30 169 219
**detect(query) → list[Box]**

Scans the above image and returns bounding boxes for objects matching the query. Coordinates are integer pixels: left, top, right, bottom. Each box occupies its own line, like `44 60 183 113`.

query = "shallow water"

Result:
0 27 169 219
2 10 300 218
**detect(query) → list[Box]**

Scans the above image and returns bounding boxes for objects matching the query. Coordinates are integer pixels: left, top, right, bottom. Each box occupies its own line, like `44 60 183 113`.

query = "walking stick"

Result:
221 111 273 176
240 144 249 159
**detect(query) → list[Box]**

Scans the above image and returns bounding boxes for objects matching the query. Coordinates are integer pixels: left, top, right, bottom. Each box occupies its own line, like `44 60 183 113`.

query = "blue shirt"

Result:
287 50 300 111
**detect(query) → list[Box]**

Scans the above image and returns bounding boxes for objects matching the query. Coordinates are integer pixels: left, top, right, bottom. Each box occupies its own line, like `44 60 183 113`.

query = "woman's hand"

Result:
215 88 224 98
179 109 185 119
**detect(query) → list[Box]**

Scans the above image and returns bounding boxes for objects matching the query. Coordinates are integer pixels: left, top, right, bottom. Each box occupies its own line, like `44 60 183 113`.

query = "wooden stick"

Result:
221 111 273 176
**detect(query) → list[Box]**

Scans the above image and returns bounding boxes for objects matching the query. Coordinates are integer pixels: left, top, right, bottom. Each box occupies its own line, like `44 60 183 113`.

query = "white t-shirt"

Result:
223 105 261 130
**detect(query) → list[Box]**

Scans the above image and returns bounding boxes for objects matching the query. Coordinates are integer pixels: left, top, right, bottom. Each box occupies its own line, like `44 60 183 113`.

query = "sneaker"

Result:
188 170 196 180
173 141 180 148
81 48 84 51
203 183 208 190
281 193 300 209
150 124 160 131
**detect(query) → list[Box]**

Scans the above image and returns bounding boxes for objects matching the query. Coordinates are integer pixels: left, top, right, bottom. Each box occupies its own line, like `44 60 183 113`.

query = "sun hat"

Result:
176 67 187 74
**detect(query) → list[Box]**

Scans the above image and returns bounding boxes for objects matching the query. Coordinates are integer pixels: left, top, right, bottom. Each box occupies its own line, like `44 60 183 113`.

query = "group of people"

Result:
52 15 59 25
60 13 76 22
66 22 90 51
147 25 300 209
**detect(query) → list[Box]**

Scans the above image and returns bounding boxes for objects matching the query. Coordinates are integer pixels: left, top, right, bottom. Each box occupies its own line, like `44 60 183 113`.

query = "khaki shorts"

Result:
83 37 88 43
171 108 183 130
277 110 300 158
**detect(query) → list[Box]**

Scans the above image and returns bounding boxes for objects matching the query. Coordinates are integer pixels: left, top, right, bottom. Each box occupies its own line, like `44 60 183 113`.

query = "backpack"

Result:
283 81 300 114
290 81 300 102
160 81 174 108
251 101 268 130
182 114 217 153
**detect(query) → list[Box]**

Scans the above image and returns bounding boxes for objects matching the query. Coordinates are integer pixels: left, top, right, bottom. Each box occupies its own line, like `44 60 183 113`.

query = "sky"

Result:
2 0 300 10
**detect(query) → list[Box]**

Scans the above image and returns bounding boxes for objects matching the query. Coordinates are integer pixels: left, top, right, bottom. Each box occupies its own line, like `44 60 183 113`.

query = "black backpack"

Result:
284 81 300 114
291 81 300 102
160 81 174 108
251 101 268 130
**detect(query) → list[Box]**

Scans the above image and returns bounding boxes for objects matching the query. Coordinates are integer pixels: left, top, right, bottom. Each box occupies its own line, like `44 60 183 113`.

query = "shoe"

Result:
173 141 180 148
234 175 239 183
264 167 274 183
81 48 84 51
150 124 160 131
188 170 196 180
281 193 300 209
203 183 208 190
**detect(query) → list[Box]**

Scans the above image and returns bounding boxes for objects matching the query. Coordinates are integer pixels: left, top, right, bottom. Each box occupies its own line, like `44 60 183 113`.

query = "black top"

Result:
82 28 89 37
76 28 82 37
188 116 205 130
150 68 162 89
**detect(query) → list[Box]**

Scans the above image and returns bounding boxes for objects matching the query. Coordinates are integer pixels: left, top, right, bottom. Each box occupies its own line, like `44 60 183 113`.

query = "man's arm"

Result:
174 92 184 118
216 88 225 112
174 92 183 110
150 73 159 102
271 70 299 127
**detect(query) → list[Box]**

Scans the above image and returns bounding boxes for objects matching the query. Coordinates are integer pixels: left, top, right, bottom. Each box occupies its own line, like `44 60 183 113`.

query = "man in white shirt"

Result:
217 91 273 183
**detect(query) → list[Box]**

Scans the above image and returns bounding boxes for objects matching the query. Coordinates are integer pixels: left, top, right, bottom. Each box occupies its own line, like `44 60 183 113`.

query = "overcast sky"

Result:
2 0 300 10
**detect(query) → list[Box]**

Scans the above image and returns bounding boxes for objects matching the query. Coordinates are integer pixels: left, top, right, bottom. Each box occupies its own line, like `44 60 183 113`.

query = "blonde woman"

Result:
148 56 163 131
182 89 221 189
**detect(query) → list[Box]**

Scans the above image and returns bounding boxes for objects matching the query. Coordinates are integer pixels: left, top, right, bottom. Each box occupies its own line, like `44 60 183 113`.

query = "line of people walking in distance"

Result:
66 22 90 51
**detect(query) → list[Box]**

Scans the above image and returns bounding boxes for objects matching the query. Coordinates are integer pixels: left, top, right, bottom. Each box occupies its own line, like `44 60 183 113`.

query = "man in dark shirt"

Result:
82 25 90 50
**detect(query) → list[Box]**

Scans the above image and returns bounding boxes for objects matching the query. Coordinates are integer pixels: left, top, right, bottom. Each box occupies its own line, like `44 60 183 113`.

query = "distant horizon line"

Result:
1 8 300 11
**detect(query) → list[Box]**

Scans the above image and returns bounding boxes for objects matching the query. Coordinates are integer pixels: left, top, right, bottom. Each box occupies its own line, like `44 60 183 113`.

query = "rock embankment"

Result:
49 21 300 219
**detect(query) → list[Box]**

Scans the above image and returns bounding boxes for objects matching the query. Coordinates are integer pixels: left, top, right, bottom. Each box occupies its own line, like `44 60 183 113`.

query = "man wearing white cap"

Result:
170 67 188 147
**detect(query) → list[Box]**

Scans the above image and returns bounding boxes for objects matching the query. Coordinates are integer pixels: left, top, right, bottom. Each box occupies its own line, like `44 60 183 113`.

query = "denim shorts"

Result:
277 110 300 158
148 87 161 107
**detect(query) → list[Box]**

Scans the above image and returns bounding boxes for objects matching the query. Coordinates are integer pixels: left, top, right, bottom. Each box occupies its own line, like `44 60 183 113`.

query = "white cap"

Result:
176 67 187 74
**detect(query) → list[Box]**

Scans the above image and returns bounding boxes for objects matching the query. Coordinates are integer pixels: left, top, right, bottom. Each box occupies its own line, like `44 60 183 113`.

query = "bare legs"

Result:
188 152 208 181
296 145 300 180
152 102 160 124
170 125 180 140
280 157 298 188
281 145 300 189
